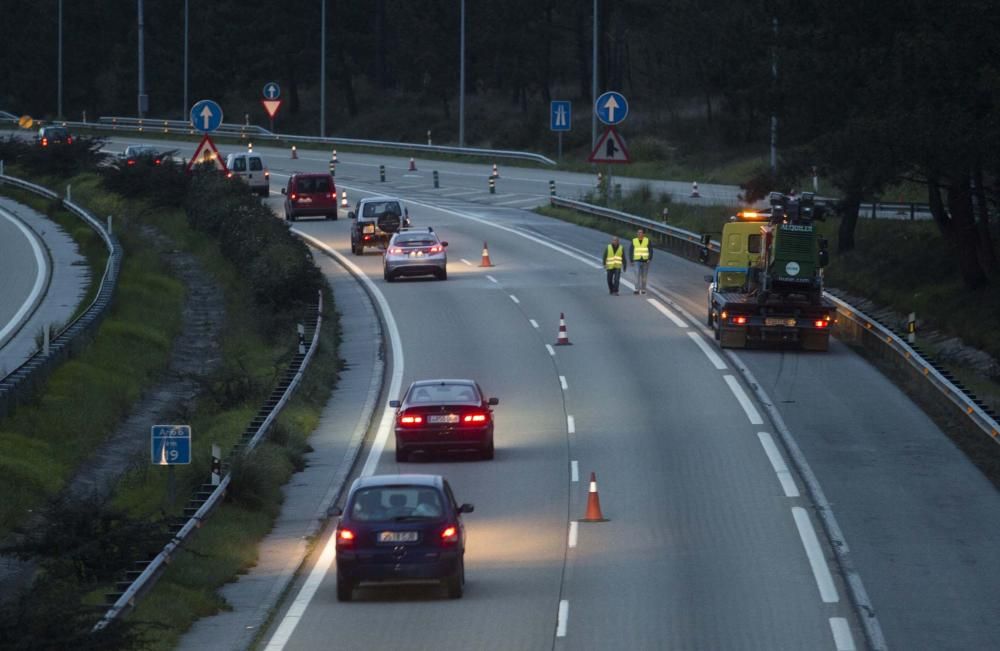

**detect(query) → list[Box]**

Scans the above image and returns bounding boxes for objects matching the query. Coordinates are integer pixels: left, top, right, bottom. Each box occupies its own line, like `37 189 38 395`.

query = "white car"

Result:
224 152 270 197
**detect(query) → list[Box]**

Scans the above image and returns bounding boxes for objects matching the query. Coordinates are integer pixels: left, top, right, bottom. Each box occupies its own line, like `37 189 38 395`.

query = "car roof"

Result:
409 379 476 388
352 474 444 490
290 172 332 179
359 196 401 204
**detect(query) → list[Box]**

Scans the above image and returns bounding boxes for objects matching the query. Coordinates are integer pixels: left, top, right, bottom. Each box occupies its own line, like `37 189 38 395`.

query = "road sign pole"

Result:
558 132 563 161
167 465 176 509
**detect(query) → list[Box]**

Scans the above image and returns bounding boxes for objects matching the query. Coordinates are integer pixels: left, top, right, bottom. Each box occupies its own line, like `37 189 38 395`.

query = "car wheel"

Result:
328 213 338 221
336 575 354 602
395 444 407 462
481 437 495 461
706 307 713 327
261 187 270 198
445 559 464 599
437 268 448 281
354 243 363 256
384 268 395 283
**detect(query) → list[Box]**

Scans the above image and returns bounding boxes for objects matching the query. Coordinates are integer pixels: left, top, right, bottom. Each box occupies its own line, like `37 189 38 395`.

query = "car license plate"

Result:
379 531 418 543
300 197 312 203
428 414 459 424
765 317 796 327
409 251 423 257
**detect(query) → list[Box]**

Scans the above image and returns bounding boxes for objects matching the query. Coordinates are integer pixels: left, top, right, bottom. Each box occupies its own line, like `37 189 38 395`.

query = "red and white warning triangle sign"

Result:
588 126 631 164
186 134 227 172
262 99 282 119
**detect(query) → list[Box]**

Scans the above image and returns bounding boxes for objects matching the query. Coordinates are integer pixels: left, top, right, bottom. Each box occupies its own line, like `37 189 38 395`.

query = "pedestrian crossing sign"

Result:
588 126 631 164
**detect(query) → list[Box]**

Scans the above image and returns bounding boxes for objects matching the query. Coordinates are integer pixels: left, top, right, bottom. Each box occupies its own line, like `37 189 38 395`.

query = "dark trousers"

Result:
606 268 621 293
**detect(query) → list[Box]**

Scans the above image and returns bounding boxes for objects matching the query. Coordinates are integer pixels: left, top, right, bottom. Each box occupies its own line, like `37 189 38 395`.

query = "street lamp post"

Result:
459 0 466 148
183 0 189 119
592 0 598 149
320 0 326 137
770 16 778 173
57 0 63 119
137 0 147 118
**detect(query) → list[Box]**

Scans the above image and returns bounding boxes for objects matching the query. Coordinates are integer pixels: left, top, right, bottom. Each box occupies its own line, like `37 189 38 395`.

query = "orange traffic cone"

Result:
491 163 499 179
580 472 608 522
690 181 701 198
409 157 417 171
291 145 298 159
340 191 348 208
480 241 494 267
554 312 572 346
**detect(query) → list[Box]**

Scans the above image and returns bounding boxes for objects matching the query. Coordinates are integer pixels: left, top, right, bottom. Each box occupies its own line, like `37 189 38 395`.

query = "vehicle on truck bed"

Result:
705 191 834 351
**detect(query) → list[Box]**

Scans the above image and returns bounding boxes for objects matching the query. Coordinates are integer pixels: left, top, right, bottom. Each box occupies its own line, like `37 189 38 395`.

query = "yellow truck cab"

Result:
716 211 767 290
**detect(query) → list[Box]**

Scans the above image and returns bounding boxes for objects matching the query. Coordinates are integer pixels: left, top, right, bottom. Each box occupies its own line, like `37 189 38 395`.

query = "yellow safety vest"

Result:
605 244 624 269
632 237 650 261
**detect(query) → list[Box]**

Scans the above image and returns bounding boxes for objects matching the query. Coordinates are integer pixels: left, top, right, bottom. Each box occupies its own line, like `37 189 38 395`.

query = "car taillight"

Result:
814 319 828 328
732 315 748 325
226 172 233 178
429 245 442 253
290 193 298 201
440 525 459 545
264 171 270 178
462 413 487 423
66 136 73 144
336 528 355 547
154 158 162 165
127 159 135 166
41 138 48 147
390 247 403 254
400 413 424 426
326 193 333 199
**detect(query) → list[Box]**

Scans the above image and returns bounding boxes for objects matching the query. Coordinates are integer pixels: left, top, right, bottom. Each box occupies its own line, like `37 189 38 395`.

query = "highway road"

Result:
0 200 46 354
4 133 997 648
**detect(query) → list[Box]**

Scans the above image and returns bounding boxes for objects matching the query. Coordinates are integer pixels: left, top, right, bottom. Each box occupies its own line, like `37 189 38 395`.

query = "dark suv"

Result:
349 196 410 255
333 474 474 601
281 173 338 221
36 126 73 147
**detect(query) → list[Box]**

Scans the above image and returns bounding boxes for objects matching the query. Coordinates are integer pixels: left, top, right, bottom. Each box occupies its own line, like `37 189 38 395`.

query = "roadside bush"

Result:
226 444 292 513
99 160 190 207
0 134 108 177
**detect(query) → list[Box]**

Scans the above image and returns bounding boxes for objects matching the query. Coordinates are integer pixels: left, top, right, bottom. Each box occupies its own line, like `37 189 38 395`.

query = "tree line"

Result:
1 0 998 287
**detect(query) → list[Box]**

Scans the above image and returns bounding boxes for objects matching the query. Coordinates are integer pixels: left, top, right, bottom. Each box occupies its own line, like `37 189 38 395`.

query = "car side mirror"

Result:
280 188 286 195
704 275 714 283
441 241 449 247
487 397 499 406
327 505 342 517
389 399 401 408
458 503 474 514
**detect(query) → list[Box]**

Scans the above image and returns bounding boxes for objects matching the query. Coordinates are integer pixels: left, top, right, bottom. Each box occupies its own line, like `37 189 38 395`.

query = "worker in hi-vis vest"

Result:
601 236 627 295
630 227 652 294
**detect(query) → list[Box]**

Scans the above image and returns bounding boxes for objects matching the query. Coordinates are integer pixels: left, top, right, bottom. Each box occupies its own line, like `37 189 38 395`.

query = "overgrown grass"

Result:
126 288 341 651
0 177 184 537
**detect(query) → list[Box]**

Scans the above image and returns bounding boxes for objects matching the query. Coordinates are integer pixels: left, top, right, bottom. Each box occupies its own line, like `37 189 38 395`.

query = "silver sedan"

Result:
383 228 448 281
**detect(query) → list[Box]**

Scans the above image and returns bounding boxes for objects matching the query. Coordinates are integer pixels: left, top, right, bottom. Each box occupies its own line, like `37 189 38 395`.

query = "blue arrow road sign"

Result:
151 425 192 465
190 99 224 133
595 91 629 126
263 82 281 100
550 101 571 132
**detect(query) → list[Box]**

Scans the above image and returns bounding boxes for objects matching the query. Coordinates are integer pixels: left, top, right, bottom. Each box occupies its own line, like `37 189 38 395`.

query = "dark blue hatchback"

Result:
333 474 474 601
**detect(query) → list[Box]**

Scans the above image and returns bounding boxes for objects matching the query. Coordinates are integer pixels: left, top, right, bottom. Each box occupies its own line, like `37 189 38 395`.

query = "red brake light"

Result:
41 138 48 146
264 171 270 178
732 315 748 325
127 159 135 166
814 320 828 328
462 413 487 423
429 245 442 253
154 158 162 165
290 193 298 201
336 528 355 546
226 172 233 178
66 136 73 144
390 247 403 254
440 526 458 544
400 413 424 426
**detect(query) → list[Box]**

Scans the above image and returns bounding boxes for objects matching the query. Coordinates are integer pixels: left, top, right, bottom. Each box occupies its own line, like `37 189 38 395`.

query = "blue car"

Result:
332 474 474 601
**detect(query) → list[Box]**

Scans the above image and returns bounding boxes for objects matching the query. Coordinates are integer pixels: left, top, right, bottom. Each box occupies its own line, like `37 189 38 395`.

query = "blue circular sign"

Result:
190 99 224 133
595 91 629 126
262 82 281 100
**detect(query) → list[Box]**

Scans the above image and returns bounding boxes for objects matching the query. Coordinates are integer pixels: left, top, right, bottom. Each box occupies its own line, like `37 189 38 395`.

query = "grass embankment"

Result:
0 174 184 538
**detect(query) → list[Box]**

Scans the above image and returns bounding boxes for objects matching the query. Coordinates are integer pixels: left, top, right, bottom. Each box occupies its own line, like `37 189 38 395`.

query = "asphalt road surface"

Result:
0 201 46 354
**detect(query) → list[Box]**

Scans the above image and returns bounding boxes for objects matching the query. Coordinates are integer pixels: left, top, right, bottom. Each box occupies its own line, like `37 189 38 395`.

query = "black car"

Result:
36 125 73 147
119 144 173 167
390 379 498 461
333 474 474 601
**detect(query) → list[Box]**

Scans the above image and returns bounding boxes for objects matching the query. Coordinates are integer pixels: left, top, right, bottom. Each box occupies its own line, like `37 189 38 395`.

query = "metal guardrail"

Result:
93 292 323 631
1 115 557 166
551 195 1000 444
0 172 121 418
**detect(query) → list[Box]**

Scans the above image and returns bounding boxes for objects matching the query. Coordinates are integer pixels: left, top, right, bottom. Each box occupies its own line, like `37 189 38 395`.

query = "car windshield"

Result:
408 383 479 404
46 128 68 137
350 486 444 522
362 201 401 218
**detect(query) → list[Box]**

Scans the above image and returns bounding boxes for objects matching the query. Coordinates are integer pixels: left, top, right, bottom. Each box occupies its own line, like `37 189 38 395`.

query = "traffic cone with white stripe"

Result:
554 312 572 346
480 241 494 267
409 157 417 171
291 145 298 159
331 149 338 164
340 191 348 209
580 472 608 522
690 181 701 198
491 163 500 179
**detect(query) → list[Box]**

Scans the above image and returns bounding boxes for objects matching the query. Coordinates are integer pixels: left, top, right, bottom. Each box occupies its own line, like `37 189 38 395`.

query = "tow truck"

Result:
705 192 834 351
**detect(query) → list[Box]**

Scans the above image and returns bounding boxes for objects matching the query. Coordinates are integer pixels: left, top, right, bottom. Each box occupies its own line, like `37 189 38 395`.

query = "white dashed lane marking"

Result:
724 375 764 425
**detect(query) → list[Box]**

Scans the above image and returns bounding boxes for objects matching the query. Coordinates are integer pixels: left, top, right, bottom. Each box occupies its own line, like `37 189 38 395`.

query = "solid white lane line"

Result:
509 294 520 304
460 258 472 266
647 298 688 328
567 415 575 434
724 375 764 425
268 232 406 651
570 460 579 482
792 507 839 603
559 375 568 391
530 319 539 329
686 331 727 369
556 600 569 637
0 207 48 344
568 521 578 548
486 274 498 283
829 617 856 650
757 432 800 497
546 344 556 356
494 196 543 206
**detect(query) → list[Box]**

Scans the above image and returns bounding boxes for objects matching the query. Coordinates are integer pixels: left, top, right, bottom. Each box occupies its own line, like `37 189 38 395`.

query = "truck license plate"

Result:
765 318 796 327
